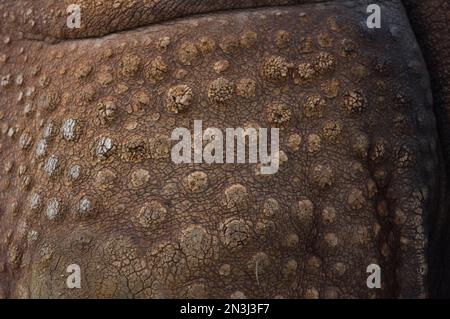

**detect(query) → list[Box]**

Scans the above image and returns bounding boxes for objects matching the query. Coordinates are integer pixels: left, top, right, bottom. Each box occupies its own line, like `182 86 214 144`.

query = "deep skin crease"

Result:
0 0 449 298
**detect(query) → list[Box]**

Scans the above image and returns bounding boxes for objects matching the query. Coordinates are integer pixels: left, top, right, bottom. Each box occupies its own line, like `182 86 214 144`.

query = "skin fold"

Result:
0 0 449 298
401 0 450 297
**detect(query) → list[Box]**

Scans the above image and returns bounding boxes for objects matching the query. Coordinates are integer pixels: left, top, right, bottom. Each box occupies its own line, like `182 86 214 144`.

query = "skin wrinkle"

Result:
0 0 448 298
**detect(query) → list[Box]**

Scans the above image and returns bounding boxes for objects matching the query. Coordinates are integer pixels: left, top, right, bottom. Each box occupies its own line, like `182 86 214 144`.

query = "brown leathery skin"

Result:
0 0 446 298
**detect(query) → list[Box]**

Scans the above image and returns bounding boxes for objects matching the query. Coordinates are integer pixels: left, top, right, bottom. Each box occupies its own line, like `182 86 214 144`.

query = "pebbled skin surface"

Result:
0 0 448 298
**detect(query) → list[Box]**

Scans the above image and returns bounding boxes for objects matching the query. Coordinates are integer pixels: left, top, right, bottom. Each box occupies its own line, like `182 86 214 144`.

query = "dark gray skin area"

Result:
0 0 449 298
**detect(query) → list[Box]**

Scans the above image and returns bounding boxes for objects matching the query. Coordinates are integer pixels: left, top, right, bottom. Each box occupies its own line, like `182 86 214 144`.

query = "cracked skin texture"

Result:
0 0 449 298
